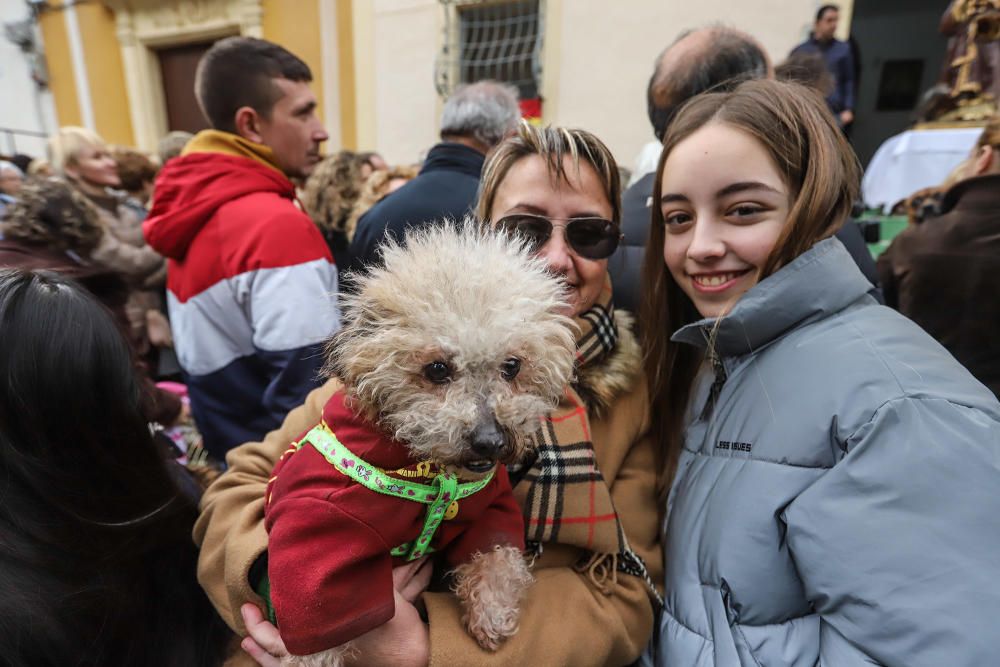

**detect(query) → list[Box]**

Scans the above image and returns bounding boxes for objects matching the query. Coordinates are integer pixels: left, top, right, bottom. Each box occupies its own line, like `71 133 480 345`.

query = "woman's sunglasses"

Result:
496 214 623 260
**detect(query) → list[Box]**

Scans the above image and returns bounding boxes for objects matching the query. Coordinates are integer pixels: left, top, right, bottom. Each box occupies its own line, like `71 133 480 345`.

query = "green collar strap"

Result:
297 423 495 560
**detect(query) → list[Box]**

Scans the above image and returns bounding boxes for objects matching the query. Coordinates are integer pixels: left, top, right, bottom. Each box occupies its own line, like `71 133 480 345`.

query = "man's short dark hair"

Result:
816 4 839 22
195 37 312 133
646 27 769 142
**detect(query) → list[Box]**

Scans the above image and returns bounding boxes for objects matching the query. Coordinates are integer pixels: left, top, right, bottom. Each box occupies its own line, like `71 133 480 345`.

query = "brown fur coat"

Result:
193 311 661 666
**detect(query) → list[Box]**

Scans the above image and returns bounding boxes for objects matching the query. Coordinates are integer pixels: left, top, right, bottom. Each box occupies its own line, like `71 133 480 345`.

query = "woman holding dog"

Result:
641 78 1000 666
194 122 661 666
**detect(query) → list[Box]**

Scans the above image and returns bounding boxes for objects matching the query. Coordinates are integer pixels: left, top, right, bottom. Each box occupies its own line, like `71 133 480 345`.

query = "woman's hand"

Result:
240 557 433 667
391 554 434 603
240 604 285 667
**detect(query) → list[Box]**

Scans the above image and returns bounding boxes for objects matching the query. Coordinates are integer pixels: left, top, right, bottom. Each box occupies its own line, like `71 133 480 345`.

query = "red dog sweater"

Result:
264 390 526 655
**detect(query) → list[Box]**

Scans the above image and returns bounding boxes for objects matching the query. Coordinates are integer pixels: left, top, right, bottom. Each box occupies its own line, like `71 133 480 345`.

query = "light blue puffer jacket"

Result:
647 238 1000 667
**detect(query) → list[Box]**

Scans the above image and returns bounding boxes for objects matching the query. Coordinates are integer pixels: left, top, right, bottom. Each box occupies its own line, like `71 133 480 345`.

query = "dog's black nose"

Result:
470 419 506 459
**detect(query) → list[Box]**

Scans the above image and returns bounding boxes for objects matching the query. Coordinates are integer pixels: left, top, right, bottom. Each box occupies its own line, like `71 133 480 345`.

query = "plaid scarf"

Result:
512 277 626 560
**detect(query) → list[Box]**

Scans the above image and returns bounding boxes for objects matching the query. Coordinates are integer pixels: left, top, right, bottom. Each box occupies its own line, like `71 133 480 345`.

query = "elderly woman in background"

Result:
49 127 154 252
49 126 169 357
194 122 660 667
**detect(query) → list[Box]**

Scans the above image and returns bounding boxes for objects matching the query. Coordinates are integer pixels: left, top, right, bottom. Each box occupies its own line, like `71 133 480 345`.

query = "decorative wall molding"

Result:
103 0 262 150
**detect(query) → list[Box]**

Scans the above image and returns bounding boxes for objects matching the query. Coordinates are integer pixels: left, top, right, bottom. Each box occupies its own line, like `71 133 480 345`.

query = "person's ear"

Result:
234 106 264 143
972 145 995 176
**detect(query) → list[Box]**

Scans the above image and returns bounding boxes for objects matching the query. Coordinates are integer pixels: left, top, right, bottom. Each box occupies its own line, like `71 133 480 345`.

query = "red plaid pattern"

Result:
512 278 626 557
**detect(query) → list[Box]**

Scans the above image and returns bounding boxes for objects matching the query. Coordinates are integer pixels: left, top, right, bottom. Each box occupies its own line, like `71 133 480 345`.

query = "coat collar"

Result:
418 142 486 179
183 129 285 176
940 174 1000 213
671 237 873 357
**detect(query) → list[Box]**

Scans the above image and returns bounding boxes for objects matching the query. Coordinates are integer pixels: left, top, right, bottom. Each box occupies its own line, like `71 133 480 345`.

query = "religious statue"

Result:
936 0 1000 122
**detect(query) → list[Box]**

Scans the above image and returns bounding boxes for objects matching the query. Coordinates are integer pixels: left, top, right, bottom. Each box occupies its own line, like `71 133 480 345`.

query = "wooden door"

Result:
157 41 217 133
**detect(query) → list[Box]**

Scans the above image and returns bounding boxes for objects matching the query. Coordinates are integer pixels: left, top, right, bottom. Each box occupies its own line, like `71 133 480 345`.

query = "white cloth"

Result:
628 140 663 188
862 127 983 212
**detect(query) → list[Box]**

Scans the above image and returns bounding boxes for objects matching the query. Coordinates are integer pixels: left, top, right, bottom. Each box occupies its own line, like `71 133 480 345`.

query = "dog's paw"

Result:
453 545 534 651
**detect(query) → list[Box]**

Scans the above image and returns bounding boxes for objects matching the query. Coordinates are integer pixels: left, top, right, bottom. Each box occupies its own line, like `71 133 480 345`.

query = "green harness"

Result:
296 423 495 560
257 423 496 623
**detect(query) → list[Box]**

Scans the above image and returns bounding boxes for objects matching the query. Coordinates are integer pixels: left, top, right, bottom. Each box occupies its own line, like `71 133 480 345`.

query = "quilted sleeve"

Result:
784 397 1000 667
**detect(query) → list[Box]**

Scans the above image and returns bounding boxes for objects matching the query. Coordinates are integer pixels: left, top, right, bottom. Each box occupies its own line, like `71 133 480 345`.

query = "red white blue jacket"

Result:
144 136 339 458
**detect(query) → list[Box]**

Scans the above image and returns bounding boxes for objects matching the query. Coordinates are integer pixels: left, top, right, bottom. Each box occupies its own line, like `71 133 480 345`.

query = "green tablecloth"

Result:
865 215 909 259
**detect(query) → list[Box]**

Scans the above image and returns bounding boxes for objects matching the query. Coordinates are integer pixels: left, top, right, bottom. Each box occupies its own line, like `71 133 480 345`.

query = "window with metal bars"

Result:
436 0 543 100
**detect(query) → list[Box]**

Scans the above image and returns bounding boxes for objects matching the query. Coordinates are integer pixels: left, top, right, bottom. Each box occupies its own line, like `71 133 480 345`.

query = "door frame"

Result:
103 0 263 151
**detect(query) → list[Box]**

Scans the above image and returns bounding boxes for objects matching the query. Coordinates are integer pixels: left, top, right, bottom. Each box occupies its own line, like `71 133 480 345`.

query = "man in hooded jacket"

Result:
143 37 340 459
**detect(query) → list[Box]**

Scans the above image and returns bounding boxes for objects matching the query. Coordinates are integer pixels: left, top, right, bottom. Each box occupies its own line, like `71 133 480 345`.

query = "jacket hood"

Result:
672 237 874 356
143 151 294 260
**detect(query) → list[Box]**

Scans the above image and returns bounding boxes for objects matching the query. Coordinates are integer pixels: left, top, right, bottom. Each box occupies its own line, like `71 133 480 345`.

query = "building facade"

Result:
4 0 865 167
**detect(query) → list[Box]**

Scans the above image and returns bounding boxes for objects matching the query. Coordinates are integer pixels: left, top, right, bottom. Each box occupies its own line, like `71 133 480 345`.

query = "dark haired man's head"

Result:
814 5 840 41
646 27 770 142
196 37 328 179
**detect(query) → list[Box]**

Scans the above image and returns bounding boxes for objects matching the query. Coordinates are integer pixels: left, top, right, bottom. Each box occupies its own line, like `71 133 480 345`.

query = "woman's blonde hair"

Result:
47 126 107 175
476 121 621 223
640 78 861 501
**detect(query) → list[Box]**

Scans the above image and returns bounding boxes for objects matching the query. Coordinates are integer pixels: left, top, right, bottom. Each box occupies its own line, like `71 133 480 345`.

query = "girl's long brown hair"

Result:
640 79 861 502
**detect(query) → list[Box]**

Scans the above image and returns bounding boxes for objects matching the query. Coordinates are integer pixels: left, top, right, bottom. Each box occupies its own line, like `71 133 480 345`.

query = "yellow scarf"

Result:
182 130 283 174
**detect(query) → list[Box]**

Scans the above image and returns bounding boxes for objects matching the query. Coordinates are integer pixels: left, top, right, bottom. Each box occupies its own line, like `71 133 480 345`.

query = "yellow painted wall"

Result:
75 4 135 146
351 0 376 152
41 0 353 151
261 0 326 130
336 0 357 149
38 10 81 129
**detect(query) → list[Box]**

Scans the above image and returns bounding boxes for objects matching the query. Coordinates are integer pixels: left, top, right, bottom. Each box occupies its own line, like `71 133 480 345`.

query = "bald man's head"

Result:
646 26 771 141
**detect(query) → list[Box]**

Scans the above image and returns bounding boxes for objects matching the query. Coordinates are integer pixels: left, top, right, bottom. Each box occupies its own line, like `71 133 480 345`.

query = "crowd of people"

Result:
1 3 999 665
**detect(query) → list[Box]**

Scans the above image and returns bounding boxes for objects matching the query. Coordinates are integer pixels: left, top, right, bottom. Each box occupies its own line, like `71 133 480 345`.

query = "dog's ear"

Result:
320 327 350 381
321 298 397 385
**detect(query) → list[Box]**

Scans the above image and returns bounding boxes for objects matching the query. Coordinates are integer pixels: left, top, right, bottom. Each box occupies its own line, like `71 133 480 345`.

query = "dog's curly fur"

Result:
325 219 577 472
452 544 535 650
288 220 576 664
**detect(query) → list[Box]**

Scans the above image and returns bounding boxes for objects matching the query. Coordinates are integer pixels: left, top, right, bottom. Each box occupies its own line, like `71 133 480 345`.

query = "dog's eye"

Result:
423 361 451 384
501 357 521 381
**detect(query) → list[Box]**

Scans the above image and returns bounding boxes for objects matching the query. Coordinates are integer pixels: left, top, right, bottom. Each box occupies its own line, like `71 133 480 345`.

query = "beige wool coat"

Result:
84 189 166 354
193 314 661 667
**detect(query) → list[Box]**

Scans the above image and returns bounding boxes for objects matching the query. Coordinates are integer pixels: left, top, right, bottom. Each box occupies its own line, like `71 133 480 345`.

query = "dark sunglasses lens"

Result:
566 218 619 259
500 215 552 251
